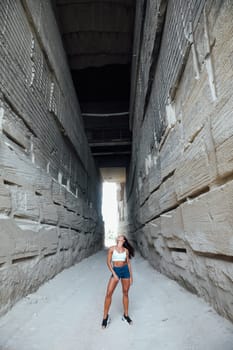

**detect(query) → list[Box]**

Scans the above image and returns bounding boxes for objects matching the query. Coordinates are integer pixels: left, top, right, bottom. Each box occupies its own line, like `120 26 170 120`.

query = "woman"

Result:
102 234 135 329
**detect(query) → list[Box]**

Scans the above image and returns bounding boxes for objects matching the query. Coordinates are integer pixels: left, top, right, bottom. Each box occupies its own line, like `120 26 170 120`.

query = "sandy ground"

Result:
0 250 233 350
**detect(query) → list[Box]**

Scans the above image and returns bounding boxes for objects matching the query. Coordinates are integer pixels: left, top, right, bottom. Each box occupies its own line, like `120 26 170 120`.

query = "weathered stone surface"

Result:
212 98 233 178
2 107 31 151
161 207 186 249
215 136 233 178
174 126 216 200
39 227 58 256
65 191 82 215
52 180 66 207
160 123 182 181
0 0 103 317
0 140 37 189
128 0 163 133
11 188 40 221
142 224 154 247
208 2 233 179
40 202 59 225
0 219 38 263
139 175 178 225
59 228 75 251
138 151 161 205
33 171 53 198
170 251 189 270
182 181 233 257
127 0 233 323
0 218 59 261
139 188 160 224
139 177 150 206
180 77 213 147
147 217 161 240
56 206 83 230
159 176 177 212
0 183 11 214
148 154 161 194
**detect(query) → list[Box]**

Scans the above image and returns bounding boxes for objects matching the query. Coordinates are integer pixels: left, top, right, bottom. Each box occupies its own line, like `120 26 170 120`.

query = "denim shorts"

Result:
112 264 130 279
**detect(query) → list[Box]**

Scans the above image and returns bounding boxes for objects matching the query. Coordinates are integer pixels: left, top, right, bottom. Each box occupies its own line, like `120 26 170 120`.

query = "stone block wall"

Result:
0 0 103 315
127 0 233 322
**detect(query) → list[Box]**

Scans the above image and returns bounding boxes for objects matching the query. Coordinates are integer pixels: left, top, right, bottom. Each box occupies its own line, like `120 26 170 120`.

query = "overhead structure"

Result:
55 0 135 167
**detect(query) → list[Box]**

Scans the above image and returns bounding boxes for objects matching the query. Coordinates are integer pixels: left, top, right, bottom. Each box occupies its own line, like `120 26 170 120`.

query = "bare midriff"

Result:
113 261 127 267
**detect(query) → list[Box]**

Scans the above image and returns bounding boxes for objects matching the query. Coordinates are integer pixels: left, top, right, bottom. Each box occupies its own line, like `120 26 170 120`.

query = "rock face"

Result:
0 0 103 315
127 0 233 322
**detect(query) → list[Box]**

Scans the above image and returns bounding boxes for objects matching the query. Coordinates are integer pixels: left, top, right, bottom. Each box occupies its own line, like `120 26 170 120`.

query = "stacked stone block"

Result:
0 0 103 315
127 0 233 322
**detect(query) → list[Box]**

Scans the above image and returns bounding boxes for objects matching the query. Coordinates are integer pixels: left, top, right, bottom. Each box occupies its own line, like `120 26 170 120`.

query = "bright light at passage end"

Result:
102 182 118 247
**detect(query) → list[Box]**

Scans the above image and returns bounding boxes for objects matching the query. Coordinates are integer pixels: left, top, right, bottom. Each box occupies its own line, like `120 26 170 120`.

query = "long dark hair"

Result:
123 235 135 259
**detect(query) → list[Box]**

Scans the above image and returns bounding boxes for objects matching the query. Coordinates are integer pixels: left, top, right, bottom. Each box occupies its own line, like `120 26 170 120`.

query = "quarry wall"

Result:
0 0 103 315
127 0 233 322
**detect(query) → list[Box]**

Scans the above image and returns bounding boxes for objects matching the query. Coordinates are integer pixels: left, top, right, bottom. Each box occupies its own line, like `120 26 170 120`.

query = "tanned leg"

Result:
103 277 119 319
121 278 131 316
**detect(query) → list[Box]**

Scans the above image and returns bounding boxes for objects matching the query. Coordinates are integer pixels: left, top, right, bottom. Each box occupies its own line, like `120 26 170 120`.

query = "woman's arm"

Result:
126 250 133 285
107 247 119 280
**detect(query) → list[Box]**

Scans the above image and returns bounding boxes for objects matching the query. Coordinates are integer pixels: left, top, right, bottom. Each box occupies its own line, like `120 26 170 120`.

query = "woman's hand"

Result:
130 277 133 285
113 273 120 281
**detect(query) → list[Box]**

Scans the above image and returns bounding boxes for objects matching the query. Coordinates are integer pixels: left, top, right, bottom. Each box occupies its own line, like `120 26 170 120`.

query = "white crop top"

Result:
112 249 127 262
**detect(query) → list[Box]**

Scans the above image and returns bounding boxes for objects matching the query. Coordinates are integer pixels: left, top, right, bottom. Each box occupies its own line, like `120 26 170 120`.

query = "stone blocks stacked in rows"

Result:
127 0 233 322
0 0 103 315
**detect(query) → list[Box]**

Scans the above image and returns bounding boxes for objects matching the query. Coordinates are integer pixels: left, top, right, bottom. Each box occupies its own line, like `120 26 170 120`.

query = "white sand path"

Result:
0 250 233 350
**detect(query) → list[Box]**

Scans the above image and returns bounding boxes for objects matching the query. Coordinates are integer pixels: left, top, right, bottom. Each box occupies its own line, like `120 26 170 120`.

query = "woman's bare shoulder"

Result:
108 246 116 252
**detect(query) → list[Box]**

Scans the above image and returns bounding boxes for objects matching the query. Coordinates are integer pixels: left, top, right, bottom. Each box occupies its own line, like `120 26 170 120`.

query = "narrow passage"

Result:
0 251 233 350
